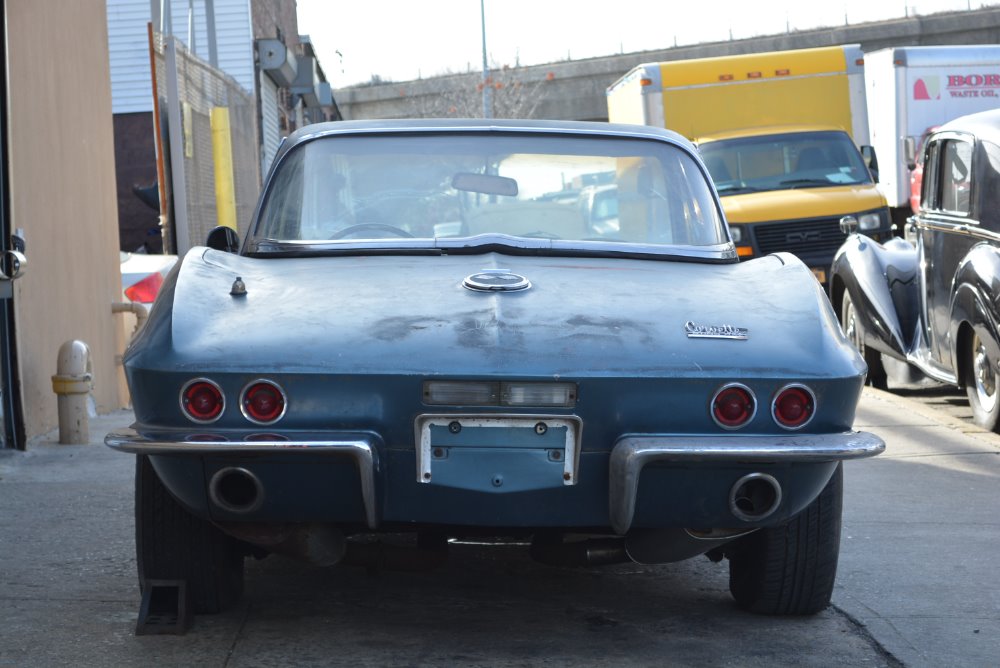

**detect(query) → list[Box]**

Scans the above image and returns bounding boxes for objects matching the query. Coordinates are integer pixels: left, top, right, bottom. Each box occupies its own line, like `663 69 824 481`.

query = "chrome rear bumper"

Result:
105 428 379 529
609 430 885 534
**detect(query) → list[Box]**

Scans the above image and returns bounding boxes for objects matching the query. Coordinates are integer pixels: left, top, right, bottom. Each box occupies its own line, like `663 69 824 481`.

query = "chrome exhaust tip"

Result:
729 472 782 522
209 467 264 514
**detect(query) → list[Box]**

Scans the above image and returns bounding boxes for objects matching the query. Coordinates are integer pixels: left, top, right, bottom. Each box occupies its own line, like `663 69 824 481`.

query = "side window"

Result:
980 141 1000 232
920 140 940 212
940 139 973 215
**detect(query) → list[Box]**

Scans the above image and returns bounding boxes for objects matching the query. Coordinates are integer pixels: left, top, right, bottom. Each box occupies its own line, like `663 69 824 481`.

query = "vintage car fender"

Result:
830 234 920 360
950 243 1000 378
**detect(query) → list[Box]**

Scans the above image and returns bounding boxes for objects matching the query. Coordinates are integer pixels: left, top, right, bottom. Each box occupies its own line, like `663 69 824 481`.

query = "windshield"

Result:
699 131 872 195
251 133 728 253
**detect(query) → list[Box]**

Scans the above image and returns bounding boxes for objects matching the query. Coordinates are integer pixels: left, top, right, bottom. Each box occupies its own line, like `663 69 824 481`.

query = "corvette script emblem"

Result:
684 321 749 340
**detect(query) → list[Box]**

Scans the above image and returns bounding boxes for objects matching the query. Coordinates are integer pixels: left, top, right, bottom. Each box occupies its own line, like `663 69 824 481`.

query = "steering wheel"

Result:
330 223 413 239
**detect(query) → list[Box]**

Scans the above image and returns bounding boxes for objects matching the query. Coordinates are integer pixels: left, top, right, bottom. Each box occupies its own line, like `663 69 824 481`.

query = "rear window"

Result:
254 133 727 250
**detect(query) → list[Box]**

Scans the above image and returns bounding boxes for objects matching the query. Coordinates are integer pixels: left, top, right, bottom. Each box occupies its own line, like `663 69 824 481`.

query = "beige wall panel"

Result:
7 0 128 438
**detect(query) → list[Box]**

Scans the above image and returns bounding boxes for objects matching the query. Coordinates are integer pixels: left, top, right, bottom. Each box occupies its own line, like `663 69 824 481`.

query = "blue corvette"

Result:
107 119 883 618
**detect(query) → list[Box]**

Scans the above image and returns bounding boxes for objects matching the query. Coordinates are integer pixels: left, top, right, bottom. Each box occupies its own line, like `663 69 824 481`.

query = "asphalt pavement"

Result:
0 390 997 667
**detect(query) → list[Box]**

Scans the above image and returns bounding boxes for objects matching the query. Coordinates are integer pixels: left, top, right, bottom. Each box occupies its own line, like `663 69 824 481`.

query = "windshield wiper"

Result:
715 184 759 194
779 178 834 189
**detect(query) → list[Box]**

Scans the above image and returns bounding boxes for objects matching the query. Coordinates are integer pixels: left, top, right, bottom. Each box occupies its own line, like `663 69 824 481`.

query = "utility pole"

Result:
481 0 491 119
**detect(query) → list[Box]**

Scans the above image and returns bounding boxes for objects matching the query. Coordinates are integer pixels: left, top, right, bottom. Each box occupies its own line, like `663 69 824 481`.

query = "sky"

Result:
296 0 996 89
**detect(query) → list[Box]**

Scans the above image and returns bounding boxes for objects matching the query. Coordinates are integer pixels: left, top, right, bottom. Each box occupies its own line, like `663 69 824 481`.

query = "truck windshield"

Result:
699 131 872 195
252 132 728 253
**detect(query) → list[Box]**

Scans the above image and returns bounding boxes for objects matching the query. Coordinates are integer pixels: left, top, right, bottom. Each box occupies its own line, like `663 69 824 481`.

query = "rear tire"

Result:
727 464 843 615
841 292 887 389
965 331 1000 432
135 455 245 614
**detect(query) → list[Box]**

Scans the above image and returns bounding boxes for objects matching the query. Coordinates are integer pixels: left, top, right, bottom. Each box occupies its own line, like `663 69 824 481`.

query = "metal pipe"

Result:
529 536 629 567
112 301 150 341
480 0 491 119
729 473 782 522
146 21 172 253
51 340 93 444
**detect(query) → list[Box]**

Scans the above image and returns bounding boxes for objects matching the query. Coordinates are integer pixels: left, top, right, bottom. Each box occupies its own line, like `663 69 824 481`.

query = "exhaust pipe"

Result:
529 535 629 567
625 527 751 564
729 473 782 522
210 467 264 514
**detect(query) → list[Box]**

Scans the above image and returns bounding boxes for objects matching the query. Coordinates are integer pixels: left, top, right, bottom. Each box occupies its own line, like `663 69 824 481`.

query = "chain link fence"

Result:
152 32 260 254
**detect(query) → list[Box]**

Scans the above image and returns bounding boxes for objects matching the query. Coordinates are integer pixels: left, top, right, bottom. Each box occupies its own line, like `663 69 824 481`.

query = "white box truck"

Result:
865 45 1000 219
607 45 892 285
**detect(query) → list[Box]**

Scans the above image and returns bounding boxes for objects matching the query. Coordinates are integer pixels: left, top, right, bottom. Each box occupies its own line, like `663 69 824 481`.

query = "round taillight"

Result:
180 379 224 423
240 380 286 424
773 385 815 429
712 384 756 429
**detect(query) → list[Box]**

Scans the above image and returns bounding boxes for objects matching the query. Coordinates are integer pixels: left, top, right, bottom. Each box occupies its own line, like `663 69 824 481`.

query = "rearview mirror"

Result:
206 226 240 253
452 173 518 197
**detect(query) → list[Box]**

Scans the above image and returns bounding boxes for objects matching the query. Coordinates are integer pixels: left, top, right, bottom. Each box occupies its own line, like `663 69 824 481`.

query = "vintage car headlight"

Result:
423 381 577 407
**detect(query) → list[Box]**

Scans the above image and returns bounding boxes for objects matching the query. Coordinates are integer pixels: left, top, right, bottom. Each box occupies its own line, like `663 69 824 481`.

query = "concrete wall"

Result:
7 0 127 439
336 7 1000 122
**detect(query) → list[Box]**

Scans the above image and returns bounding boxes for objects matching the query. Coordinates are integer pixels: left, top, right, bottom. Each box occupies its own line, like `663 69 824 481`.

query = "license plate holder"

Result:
415 415 581 486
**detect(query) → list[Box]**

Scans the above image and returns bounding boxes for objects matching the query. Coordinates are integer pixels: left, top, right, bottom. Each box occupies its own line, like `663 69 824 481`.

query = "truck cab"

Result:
698 125 893 283
606 45 893 284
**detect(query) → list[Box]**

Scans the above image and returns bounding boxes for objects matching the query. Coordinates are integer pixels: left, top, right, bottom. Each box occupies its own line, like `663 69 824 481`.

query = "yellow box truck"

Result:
607 45 893 284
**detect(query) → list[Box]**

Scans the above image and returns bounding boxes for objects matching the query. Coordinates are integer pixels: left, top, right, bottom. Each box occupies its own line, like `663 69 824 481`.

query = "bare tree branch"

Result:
404 63 551 119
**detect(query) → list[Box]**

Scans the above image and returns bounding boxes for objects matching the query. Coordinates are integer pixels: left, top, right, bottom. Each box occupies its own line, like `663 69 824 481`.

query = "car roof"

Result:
939 108 1000 144
278 118 695 155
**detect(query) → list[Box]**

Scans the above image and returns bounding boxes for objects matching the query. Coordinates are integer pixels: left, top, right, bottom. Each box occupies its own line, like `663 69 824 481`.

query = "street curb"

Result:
861 386 1000 450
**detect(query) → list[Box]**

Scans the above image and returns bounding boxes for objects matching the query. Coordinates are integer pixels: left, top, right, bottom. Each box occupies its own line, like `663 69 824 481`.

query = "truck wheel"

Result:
135 455 245 614
966 332 1000 432
841 292 887 389
727 464 842 615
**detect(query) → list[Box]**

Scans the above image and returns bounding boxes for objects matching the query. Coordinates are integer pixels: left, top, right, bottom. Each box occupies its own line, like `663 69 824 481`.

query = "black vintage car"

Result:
830 108 1000 430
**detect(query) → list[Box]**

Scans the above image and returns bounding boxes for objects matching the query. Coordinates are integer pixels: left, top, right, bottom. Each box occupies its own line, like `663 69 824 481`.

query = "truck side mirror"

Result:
860 146 879 183
904 137 917 170
206 226 240 253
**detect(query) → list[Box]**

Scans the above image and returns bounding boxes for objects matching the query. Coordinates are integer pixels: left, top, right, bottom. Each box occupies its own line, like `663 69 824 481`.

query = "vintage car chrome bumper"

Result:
107 427 883 535
609 430 885 534
105 428 379 529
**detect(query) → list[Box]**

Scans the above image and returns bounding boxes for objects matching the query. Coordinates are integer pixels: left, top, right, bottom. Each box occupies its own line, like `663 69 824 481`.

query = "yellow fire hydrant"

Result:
51 340 93 444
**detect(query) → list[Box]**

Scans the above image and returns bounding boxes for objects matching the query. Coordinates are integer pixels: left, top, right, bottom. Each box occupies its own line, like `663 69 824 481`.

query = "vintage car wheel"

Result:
727 463 842 615
841 292 887 389
966 332 1000 431
135 455 245 614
